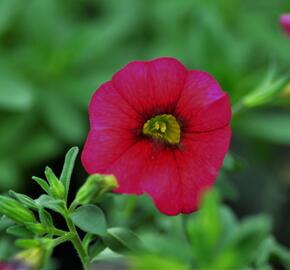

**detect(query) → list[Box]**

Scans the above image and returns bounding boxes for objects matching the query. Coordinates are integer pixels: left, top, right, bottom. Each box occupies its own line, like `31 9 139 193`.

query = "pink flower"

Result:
280 14 290 37
82 57 231 215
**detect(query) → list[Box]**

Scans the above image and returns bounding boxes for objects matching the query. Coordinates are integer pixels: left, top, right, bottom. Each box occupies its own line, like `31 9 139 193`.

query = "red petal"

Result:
112 57 187 117
175 71 231 132
105 139 153 194
175 126 231 213
89 81 143 131
81 128 137 174
140 148 182 215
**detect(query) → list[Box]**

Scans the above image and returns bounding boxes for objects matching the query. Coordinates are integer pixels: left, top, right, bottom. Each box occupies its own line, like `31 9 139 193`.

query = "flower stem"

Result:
64 210 90 270
181 215 191 244
53 232 74 246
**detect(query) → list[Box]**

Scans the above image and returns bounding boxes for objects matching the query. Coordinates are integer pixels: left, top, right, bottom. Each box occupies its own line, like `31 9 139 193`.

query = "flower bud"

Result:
15 247 44 270
0 196 36 224
76 174 118 205
45 167 65 199
25 223 46 235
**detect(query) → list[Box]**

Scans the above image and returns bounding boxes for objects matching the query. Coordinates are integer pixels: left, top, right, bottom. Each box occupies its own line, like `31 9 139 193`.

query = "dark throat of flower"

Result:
142 114 181 145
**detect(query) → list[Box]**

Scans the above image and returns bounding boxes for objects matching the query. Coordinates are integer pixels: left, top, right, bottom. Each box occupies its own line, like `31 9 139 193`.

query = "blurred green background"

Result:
0 0 290 269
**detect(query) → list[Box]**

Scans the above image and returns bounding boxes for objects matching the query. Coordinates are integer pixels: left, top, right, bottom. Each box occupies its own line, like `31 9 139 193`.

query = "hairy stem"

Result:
64 210 90 270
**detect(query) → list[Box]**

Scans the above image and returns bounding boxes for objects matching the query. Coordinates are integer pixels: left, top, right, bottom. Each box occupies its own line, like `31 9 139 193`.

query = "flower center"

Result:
142 114 181 144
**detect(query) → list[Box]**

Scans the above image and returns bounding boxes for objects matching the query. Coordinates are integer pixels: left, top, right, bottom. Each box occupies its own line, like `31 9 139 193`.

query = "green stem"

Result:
64 210 90 270
181 215 191 244
69 200 79 212
53 232 74 246
50 228 67 236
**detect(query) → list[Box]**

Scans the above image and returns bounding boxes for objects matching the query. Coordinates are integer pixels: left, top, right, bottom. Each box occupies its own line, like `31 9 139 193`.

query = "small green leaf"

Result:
6 225 34 238
102 227 143 254
39 208 54 228
32 176 50 194
89 238 106 262
25 223 46 235
35 195 65 215
9 190 38 210
15 239 40 249
0 215 14 231
70 205 106 235
45 167 65 199
60 147 79 200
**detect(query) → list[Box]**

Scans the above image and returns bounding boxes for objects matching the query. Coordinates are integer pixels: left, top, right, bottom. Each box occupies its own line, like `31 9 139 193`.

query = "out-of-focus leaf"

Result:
237 112 290 145
139 231 192 263
187 191 222 266
70 205 106 235
40 92 86 143
0 0 22 36
0 159 21 190
89 238 107 263
0 72 34 111
6 225 34 238
213 215 272 269
15 239 39 249
0 215 14 231
102 227 143 254
216 174 239 201
13 132 61 167
129 254 190 270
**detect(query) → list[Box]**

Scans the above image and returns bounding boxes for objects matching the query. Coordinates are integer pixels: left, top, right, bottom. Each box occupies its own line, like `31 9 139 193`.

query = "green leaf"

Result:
237 112 290 145
214 215 272 269
60 147 79 200
0 0 21 36
130 254 190 270
102 227 143 254
187 191 222 266
41 93 86 142
15 239 40 249
39 208 54 228
6 225 34 238
35 195 65 215
0 159 21 190
45 167 65 199
32 176 50 194
0 215 14 231
0 72 34 111
9 190 38 210
70 205 106 235
89 238 106 262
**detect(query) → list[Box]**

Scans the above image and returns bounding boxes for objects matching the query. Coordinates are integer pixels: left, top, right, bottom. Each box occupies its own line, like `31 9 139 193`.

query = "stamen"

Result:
142 114 180 144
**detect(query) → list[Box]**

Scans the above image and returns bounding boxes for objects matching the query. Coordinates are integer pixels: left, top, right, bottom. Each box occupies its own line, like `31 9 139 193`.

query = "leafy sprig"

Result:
0 147 143 270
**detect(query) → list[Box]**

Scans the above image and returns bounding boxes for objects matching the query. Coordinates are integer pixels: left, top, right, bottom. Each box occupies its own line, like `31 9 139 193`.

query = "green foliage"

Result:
70 205 106 236
0 0 290 269
103 227 143 254
60 147 79 201
130 191 290 270
0 147 143 269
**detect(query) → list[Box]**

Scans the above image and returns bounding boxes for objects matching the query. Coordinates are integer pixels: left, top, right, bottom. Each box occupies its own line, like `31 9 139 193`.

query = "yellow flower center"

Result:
142 114 181 145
